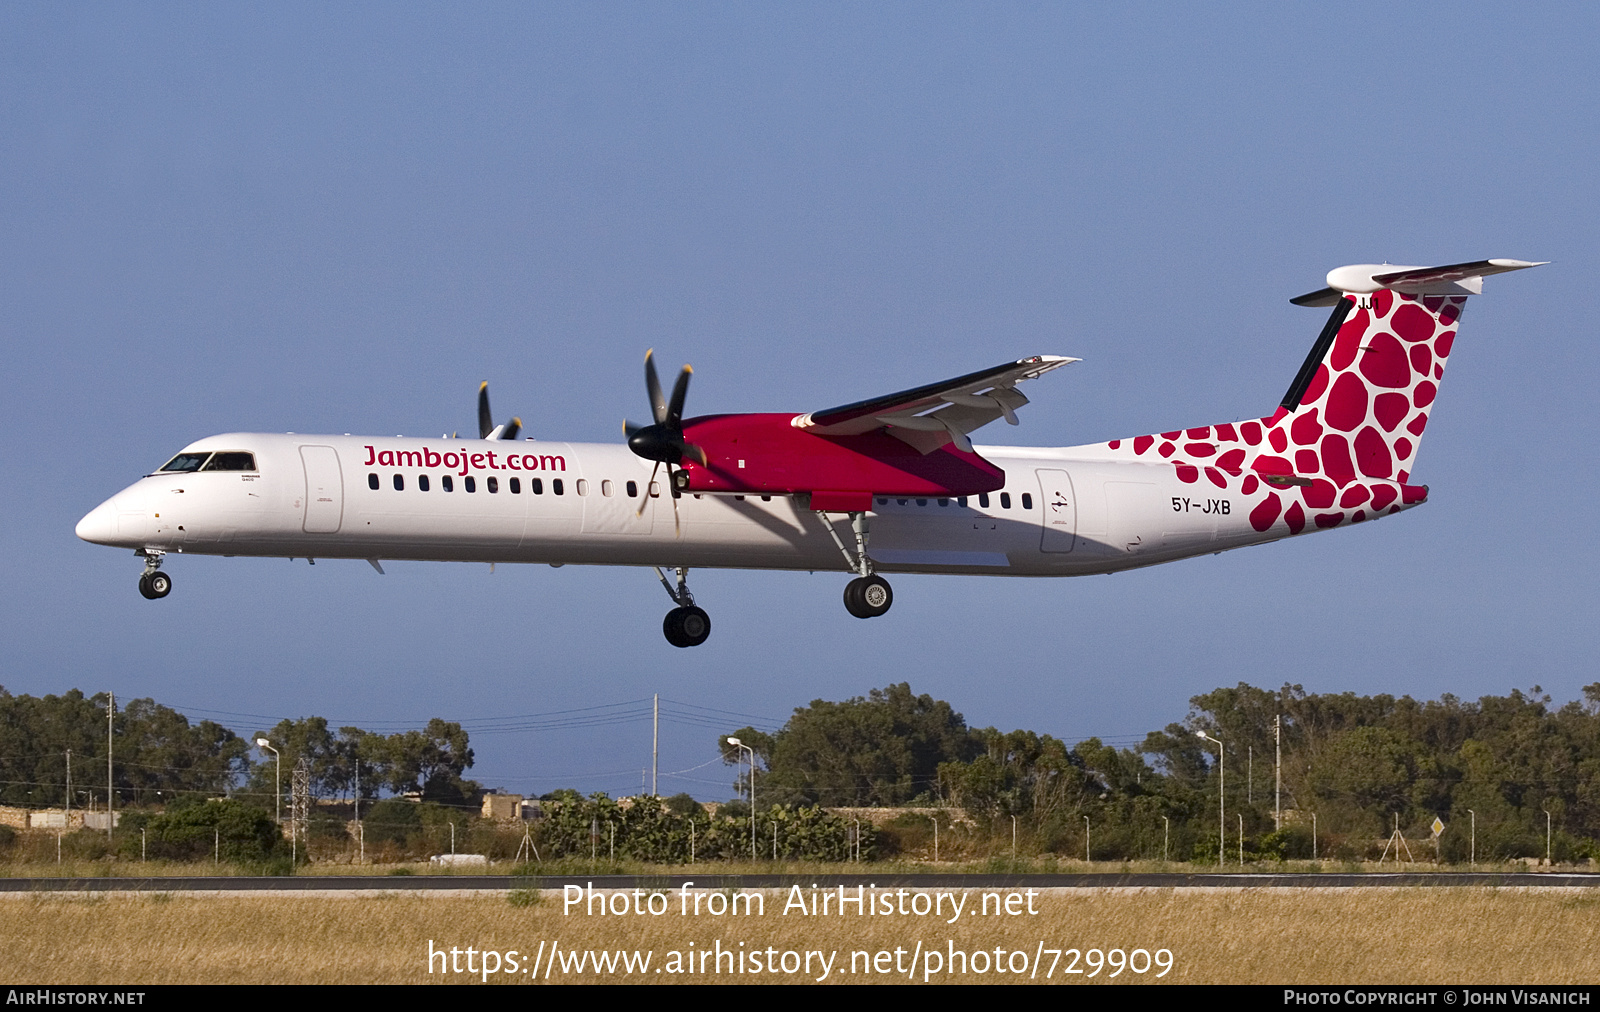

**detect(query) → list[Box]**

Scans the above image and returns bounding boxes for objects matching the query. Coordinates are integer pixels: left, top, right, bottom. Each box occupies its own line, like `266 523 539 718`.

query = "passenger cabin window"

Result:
531 478 543 494
601 480 613 497
1000 492 1011 509
393 474 404 491
442 475 454 492
1021 492 1033 509
487 477 499 493
419 475 430 492
465 476 477 493
201 452 257 472
368 473 380 490
510 477 521 494
626 480 638 498
553 479 564 495
576 479 589 496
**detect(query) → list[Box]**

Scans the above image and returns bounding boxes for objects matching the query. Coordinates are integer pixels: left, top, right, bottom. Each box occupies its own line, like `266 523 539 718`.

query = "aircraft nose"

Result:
76 499 119 545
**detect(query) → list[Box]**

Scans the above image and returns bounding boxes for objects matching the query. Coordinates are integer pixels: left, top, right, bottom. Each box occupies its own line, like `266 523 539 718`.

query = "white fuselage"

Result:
76 432 1294 577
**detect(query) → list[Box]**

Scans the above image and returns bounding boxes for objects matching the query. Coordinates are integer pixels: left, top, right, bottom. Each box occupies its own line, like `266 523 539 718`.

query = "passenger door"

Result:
299 445 344 533
1036 468 1077 553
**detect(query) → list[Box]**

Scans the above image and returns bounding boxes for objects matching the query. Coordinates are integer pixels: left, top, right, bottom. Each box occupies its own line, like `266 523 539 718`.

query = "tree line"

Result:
0 687 478 812
8 679 1600 863
722 681 1600 862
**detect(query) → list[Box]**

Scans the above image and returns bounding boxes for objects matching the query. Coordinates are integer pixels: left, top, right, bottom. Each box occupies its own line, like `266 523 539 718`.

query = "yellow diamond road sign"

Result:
1431 817 1445 838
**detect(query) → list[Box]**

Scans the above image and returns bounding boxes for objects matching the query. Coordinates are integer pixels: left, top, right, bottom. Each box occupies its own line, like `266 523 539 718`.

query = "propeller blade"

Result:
683 442 708 467
644 350 667 425
624 420 643 438
502 417 522 441
665 366 692 429
636 460 661 517
477 382 493 440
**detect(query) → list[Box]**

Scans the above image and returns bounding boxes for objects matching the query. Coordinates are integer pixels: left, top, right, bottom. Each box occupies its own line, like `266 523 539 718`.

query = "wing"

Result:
790 355 1076 453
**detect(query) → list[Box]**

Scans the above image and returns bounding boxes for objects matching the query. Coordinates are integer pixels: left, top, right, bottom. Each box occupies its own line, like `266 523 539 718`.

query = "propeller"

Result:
476 382 522 441
624 350 706 532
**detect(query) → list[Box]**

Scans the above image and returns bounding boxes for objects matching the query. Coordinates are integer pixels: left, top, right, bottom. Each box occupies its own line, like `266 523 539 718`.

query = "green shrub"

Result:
362 799 421 847
143 799 283 863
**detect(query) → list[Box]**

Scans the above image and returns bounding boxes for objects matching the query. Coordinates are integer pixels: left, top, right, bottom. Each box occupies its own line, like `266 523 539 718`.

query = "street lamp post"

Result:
726 738 755 861
1543 809 1552 866
1467 809 1476 869
1196 731 1224 866
255 739 281 826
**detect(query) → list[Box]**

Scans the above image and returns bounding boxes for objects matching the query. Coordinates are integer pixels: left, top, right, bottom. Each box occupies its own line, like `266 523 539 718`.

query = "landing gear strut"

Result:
654 566 710 648
136 549 171 600
817 509 893 619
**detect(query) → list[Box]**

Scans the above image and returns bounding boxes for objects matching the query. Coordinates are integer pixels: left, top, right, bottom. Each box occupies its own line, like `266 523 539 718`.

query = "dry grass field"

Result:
3 887 1598 984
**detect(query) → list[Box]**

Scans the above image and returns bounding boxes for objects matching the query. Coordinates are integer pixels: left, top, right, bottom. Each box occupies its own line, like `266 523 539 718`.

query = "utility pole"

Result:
292 757 311 865
354 758 361 863
64 750 71 824
652 694 659 797
106 692 114 842
1274 715 1282 832
1248 745 1253 804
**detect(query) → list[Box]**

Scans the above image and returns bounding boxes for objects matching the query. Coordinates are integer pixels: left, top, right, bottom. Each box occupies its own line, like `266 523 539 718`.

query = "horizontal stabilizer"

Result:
1291 259 1545 306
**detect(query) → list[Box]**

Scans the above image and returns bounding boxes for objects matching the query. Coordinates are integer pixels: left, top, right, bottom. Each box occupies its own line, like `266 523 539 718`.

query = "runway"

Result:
3 871 1598 893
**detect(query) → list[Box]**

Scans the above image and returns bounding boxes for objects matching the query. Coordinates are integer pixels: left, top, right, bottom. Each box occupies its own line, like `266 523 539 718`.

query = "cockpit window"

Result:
159 453 211 472
202 452 257 472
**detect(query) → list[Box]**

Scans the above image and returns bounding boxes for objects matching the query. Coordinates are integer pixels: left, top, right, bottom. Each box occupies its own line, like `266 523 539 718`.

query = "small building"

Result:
481 793 524 822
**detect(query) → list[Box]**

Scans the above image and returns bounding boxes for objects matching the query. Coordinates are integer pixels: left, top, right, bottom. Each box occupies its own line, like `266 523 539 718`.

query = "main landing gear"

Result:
843 574 893 619
136 549 171 600
817 509 894 620
654 566 710 648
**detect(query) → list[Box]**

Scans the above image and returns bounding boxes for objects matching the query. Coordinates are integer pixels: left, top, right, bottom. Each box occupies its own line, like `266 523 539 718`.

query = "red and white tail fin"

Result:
1271 259 1544 485
1095 259 1542 534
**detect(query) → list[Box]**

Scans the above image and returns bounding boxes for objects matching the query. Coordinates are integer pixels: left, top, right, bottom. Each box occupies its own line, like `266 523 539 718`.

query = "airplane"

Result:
76 258 1543 647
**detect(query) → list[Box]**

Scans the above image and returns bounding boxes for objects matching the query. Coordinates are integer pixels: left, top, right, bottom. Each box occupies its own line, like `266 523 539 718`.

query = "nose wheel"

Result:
136 550 171 600
843 575 892 619
654 566 710 647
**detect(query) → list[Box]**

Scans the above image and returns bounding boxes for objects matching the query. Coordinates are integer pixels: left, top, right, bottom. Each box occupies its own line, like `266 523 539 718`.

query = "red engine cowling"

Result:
675 413 1005 506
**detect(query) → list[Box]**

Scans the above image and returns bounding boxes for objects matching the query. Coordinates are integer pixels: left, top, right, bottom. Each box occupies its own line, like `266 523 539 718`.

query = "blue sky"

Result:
2 4 1594 799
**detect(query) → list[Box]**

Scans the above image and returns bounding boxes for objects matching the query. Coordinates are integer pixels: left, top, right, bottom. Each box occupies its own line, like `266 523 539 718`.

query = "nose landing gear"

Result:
136 550 171 600
654 566 710 647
